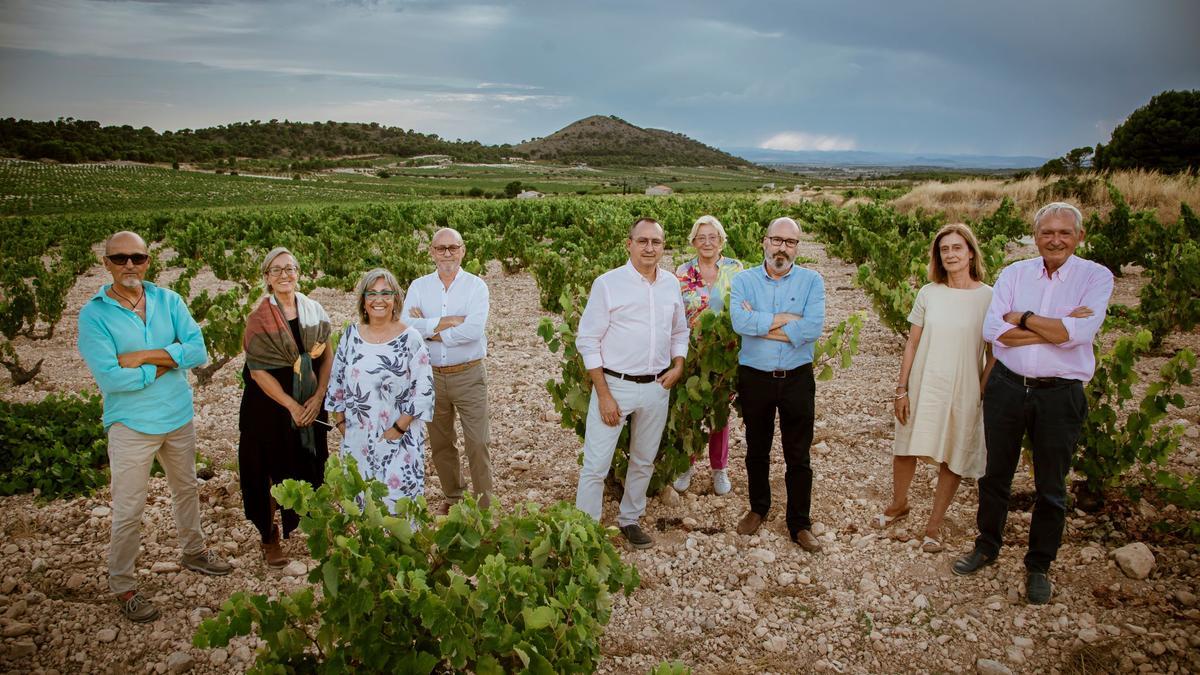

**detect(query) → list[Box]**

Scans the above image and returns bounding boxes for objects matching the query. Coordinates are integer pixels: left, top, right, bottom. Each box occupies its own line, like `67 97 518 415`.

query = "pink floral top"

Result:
676 256 744 327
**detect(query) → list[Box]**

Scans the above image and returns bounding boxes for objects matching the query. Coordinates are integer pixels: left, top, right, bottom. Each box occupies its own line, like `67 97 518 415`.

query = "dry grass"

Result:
892 170 1200 224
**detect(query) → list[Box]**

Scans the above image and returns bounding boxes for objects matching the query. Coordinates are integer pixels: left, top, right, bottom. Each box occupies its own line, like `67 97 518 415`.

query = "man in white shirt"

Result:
574 218 689 549
403 228 493 512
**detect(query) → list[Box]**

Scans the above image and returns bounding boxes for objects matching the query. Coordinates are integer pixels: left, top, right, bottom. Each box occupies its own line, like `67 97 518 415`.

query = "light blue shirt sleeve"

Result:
781 273 825 346
730 271 772 337
78 305 157 394
163 290 208 369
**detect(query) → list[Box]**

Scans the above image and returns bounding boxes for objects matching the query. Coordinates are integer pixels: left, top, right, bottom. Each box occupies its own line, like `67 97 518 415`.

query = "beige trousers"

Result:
107 421 205 594
429 362 493 506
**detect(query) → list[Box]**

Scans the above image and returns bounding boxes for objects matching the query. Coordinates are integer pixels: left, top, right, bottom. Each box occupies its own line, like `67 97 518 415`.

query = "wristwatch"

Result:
1019 310 1034 330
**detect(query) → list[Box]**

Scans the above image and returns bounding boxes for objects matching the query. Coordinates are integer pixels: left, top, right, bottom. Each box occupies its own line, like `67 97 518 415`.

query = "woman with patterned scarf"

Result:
239 247 333 568
673 215 744 496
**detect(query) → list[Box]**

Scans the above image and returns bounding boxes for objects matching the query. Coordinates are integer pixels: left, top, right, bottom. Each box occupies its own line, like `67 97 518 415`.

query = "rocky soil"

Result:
1 238 1198 674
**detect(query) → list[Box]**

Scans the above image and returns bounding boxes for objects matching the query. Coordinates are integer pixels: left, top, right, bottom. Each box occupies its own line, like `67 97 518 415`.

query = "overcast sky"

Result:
1 0 1197 157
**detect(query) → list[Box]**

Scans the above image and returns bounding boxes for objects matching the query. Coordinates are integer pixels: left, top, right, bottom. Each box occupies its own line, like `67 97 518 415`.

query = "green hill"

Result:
515 115 750 167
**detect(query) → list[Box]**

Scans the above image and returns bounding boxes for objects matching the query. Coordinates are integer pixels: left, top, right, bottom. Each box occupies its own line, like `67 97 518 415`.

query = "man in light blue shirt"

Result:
77 231 230 624
729 217 826 552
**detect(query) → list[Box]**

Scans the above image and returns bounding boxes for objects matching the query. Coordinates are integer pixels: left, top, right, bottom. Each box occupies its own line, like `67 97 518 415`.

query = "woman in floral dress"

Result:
326 268 434 511
673 215 744 496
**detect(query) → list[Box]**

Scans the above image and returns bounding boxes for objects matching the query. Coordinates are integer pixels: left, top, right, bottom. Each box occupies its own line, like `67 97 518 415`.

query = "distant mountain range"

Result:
726 147 1048 170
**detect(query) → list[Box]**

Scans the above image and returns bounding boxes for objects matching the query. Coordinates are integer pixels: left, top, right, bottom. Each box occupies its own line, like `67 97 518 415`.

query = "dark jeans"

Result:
737 364 815 534
975 362 1087 572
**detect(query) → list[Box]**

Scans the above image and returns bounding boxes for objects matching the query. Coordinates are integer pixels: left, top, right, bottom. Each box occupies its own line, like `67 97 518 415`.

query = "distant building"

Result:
645 185 673 196
516 190 544 199
761 182 776 190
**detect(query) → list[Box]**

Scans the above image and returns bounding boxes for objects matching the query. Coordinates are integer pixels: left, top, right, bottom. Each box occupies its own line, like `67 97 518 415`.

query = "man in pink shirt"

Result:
953 202 1113 605
574 218 690 549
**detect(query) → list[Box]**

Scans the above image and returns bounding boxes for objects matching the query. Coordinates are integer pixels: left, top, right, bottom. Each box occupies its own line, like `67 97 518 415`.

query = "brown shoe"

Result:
791 529 823 553
736 511 764 536
262 526 288 568
434 501 452 516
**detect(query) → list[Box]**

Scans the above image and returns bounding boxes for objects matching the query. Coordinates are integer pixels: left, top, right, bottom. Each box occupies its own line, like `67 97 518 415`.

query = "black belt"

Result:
995 361 1078 389
603 367 666 384
741 364 811 379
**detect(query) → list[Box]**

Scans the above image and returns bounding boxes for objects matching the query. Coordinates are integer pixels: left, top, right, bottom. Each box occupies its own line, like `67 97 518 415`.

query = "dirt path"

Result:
1 240 1198 674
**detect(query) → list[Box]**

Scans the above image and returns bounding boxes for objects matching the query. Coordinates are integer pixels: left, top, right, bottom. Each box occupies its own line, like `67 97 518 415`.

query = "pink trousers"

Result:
690 425 729 470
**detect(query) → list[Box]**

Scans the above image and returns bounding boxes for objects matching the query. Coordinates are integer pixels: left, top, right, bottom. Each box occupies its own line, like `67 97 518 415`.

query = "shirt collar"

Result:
758 261 796 280
91 280 153 305
1037 254 1078 280
624 259 664 284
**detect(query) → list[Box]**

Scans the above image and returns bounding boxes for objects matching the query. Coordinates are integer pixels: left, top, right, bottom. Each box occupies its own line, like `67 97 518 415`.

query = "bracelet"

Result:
894 392 908 400
1019 310 1034 330
392 421 407 434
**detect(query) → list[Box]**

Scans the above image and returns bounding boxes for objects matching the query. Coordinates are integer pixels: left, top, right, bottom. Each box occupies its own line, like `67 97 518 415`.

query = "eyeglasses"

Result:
433 244 463 254
105 253 149 266
363 290 398 298
632 237 665 248
766 236 800 248
267 265 300 277
693 235 722 244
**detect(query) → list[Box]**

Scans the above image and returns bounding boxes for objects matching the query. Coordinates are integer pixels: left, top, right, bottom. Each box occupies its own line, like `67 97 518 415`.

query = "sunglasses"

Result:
106 253 150 265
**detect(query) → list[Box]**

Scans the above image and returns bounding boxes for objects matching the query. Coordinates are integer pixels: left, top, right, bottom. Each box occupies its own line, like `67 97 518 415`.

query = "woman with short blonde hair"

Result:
672 214 744 496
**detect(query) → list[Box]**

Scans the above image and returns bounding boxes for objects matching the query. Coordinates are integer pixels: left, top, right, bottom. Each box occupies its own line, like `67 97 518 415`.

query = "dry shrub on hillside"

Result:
893 171 1200 224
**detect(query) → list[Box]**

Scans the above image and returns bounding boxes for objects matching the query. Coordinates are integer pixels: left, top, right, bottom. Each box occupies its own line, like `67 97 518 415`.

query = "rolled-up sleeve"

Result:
165 292 207 369
730 273 771 337
669 294 690 360
400 281 439 338
78 308 156 394
576 277 610 370
439 280 488 347
782 273 825 346
982 266 1017 344
1059 266 1114 348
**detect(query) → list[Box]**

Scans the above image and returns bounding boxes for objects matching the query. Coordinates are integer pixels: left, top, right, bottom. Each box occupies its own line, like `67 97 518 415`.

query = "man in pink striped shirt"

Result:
953 202 1113 605
574 217 690 550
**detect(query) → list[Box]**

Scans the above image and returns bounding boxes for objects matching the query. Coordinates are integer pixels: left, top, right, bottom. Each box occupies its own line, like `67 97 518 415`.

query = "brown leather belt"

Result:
432 358 482 375
602 367 667 384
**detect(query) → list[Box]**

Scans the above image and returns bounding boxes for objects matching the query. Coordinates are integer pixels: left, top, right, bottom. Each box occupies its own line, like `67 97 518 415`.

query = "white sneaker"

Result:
672 467 694 492
712 469 731 496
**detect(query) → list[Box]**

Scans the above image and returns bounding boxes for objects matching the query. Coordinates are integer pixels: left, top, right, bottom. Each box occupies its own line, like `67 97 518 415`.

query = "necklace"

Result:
112 286 145 312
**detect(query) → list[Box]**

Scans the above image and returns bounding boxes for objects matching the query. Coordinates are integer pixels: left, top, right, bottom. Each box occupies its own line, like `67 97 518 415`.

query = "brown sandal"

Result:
262 525 289 568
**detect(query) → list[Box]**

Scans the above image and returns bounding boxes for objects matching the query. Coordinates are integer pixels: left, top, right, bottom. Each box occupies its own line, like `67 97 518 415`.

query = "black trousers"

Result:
975 362 1087 572
737 364 815 534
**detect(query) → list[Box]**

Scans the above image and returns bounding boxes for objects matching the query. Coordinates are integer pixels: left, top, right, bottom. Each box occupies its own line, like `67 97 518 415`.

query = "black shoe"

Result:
952 549 996 576
619 524 654 550
1026 571 1052 605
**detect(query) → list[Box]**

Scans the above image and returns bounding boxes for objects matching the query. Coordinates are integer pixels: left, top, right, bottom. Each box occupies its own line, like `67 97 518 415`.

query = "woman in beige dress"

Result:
874 223 994 553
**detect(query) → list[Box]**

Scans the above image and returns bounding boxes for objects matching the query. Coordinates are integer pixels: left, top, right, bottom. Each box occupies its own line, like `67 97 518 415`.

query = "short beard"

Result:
769 253 792 272
117 275 143 289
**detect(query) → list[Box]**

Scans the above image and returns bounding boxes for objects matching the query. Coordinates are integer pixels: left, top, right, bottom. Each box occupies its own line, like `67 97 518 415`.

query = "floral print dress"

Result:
676 256 744 326
325 323 435 511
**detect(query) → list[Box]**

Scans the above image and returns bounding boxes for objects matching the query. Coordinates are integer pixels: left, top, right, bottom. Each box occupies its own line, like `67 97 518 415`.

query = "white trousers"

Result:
575 375 670 527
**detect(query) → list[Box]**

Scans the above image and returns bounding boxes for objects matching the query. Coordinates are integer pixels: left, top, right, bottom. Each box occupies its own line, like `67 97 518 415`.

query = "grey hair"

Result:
354 267 404 323
1033 202 1084 234
767 216 802 235
687 215 728 244
260 246 297 293
431 227 464 246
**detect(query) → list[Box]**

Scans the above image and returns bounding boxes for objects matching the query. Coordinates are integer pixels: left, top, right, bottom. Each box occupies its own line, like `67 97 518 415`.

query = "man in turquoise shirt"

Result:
77 231 230 623
729 217 826 552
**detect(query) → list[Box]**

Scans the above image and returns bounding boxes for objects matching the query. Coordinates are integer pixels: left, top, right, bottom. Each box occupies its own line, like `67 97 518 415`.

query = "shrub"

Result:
1074 330 1195 500
195 456 638 673
0 393 108 500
